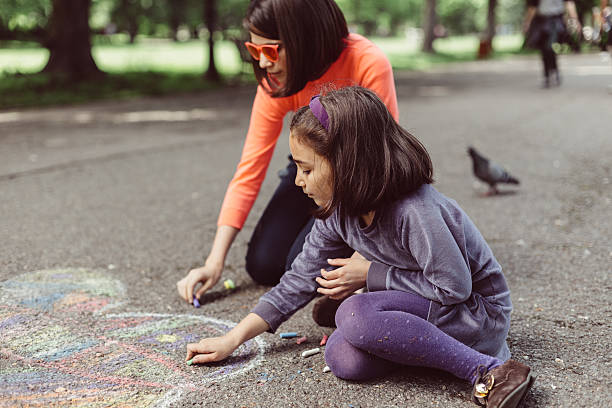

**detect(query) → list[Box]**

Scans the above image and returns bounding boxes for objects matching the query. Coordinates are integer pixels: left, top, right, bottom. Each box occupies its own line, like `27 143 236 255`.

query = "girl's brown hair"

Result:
290 86 434 219
244 0 348 97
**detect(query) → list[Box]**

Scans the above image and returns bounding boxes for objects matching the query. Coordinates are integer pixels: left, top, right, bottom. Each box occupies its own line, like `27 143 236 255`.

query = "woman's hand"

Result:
315 257 371 300
176 262 223 304
186 335 238 364
177 225 240 304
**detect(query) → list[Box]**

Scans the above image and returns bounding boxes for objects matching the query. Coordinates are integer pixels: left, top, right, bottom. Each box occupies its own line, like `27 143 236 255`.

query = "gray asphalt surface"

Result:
1 52 611 407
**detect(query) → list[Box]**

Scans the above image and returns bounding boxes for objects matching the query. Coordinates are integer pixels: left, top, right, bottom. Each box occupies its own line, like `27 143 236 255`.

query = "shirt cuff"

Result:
366 262 388 291
217 206 248 230
251 300 285 333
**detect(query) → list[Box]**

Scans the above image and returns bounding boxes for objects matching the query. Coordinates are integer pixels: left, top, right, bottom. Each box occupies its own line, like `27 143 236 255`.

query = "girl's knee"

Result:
335 295 370 342
336 294 364 321
324 334 369 381
325 359 365 381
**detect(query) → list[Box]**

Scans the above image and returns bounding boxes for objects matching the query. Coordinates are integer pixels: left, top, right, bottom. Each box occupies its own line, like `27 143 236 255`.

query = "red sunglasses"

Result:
244 41 281 62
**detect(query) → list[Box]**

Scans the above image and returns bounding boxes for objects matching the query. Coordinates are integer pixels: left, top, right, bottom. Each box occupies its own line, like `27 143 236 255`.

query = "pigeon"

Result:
467 146 519 195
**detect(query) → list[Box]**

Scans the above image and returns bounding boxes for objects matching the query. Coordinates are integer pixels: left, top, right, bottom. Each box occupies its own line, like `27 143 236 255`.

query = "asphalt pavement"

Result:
1 51 611 407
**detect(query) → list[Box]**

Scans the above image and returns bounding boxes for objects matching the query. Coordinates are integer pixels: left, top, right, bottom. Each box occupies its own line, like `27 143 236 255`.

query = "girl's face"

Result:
289 133 333 207
249 31 287 87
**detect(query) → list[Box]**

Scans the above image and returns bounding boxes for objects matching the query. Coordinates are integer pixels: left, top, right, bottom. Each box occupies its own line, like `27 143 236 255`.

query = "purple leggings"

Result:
324 291 502 383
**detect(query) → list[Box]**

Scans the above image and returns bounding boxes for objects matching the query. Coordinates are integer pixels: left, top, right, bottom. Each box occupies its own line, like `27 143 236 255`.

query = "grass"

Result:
93 39 244 74
0 71 231 109
0 38 245 76
373 34 526 70
0 34 526 109
0 38 252 109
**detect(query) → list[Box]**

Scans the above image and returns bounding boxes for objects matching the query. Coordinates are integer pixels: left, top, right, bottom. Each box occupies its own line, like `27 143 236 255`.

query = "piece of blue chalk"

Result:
193 296 200 308
279 332 298 338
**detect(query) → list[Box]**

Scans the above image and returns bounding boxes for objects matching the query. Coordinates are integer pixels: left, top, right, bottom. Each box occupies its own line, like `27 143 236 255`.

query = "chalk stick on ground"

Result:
301 348 320 357
296 336 307 344
224 279 235 290
320 334 328 346
193 296 200 308
279 332 298 339
323 366 331 373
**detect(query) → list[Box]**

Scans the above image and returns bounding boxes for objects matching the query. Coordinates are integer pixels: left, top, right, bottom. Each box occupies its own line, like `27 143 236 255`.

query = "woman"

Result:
176 0 398 312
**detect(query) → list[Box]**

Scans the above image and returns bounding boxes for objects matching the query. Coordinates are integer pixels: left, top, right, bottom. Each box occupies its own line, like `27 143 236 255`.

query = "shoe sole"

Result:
499 373 536 408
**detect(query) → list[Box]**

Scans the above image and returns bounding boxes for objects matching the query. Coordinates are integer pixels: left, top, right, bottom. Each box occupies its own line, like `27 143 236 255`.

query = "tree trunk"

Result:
485 0 497 43
43 0 102 80
422 0 436 53
204 0 220 81
477 0 497 59
128 24 138 44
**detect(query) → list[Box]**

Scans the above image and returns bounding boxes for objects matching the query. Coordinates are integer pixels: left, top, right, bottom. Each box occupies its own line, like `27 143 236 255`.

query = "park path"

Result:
1 52 611 407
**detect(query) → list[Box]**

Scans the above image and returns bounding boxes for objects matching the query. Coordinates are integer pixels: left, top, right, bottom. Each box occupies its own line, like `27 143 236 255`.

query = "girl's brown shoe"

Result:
472 360 535 408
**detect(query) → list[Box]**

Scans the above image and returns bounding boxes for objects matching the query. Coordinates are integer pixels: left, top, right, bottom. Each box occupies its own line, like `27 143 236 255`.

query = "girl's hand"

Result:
186 313 268 365
185 335 238 364
176 262 223 304
315 257 371 300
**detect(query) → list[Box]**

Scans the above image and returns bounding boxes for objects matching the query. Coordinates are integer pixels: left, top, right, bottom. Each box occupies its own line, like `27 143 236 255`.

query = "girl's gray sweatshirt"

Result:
251 184 512 360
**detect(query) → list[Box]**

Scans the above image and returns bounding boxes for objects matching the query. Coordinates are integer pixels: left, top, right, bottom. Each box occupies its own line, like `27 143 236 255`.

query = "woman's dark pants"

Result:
245 158 316 286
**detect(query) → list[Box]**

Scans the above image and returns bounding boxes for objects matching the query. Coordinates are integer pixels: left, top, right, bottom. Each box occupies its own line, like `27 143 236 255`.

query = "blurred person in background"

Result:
523 0 581 87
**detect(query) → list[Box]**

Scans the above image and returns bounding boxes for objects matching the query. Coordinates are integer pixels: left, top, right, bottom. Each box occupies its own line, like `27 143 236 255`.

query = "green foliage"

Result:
108 0 170 38
0 33 528 109
99 0 249 41
0 71 227 109
0 0 539 110
335 0 525 37
1 0 531 44
437 0 487 34
498 0 527 31
218 0 249 33
336 0 423 36
374 33 524 69
91 0 116 29
0 0 51 35
0 39 244 75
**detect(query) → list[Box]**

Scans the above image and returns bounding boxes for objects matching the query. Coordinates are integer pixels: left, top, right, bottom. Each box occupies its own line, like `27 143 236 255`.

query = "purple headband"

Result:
309 95 329 131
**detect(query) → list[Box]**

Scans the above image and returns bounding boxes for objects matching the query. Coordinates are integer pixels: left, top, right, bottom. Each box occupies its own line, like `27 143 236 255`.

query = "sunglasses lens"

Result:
244 42 279 62
262 46 278 62
245 43 260 60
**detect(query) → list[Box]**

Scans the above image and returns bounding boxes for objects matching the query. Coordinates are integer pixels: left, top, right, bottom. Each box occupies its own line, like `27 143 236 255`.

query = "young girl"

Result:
176 0 398 307
185 87 534 408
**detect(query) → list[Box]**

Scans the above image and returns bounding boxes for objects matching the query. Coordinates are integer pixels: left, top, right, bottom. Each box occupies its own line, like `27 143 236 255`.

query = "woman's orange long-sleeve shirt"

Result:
218 33 399 229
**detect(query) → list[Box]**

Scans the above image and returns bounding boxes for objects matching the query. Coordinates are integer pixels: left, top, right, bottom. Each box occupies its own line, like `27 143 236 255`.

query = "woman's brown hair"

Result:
244 0 348 97
290 86 434 219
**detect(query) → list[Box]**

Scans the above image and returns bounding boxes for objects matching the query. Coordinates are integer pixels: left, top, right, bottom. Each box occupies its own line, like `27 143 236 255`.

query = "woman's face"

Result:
289 133 333 208
249 31 287 87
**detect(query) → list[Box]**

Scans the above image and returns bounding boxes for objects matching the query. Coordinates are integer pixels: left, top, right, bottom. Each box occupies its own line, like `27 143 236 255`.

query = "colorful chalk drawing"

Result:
0 268 266 407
